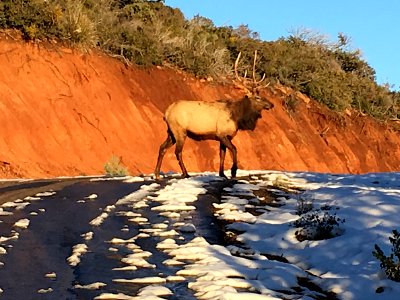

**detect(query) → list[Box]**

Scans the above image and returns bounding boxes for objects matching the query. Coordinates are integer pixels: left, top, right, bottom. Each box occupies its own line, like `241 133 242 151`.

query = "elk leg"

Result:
175 136 189 178
154 133 175 179
219 143 228 178
220 137 237 178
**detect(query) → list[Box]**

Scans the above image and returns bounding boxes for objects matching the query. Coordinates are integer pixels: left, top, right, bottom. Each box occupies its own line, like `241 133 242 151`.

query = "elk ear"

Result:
243 95 252 103
245 89 253 99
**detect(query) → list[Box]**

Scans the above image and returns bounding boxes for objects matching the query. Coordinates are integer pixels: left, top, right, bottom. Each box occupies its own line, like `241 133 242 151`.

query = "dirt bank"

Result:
0 34 399 178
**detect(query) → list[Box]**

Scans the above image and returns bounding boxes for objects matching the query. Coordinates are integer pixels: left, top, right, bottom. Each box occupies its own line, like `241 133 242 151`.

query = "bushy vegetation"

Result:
373 230 400 282
295 193 314 215
104 155 129 176
1 0 399 119
292 207 345 241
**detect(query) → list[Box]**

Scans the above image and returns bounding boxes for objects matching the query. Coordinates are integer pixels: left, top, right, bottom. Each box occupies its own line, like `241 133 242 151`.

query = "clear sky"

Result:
165 0 399 90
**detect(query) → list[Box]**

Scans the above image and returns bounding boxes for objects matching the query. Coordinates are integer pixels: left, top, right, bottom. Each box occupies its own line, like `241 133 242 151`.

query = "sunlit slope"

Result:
0 35 399 178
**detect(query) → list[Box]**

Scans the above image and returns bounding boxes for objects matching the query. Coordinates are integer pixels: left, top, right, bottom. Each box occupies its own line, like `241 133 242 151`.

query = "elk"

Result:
154 51 274 180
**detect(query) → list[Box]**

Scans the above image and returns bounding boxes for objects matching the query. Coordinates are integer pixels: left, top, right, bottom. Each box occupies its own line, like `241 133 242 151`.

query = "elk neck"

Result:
227 96 263 131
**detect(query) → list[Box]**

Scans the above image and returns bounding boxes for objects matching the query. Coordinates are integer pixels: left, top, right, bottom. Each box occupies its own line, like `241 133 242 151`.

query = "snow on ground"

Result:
92 174 311 300
67 243 89 266
216 170 400 300
74 282 107 290
113 171 400 300
1 172 400 299
13 218 30 229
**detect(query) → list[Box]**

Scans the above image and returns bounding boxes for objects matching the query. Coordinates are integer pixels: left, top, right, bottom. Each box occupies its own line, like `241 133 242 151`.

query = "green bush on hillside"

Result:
162 16 231 76
0 0 399 120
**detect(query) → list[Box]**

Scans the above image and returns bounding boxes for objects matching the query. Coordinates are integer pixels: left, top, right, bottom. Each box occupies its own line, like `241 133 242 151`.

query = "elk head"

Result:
234 50 274 111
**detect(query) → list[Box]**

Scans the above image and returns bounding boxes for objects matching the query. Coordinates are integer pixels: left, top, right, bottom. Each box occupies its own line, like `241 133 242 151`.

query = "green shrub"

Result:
373 230 400 282
296 193 314 215
293 210 345 241
104 155 130 177
0 1 399 120
162 16 231 77
58 0 97 46
0 0 58 39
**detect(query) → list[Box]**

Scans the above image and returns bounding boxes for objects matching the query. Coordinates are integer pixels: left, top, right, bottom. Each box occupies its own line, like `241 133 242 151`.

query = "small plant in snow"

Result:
293 211 345 241
104 155 129 177
272 175 297 192
272 175 287 188
296 193 314 215
373 230 400 282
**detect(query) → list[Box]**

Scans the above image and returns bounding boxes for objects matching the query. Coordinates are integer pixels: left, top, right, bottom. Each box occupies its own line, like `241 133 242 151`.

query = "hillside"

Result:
0 34 400 178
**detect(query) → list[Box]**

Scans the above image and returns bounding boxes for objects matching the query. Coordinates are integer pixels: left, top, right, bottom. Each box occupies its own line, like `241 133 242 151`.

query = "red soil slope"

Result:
0 35 399 178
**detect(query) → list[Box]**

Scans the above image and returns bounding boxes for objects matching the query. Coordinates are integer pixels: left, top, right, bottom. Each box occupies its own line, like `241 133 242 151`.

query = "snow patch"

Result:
137 285 172 297
35 191 56 197
90 212 109 226
67 244 88 267
113 277 166 284
44 272 56 279
85 194 98 200
13 218 30 229
74 282 106 290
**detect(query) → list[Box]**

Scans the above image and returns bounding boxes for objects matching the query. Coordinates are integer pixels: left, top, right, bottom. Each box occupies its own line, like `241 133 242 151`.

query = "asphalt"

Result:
0 177 230 300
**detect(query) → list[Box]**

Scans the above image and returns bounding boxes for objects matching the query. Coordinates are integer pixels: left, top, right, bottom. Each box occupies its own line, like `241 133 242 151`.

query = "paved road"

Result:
0 177 227 300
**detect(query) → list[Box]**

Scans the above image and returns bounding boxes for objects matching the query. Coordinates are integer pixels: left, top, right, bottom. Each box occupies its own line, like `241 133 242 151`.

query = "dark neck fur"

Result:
227 96 262 131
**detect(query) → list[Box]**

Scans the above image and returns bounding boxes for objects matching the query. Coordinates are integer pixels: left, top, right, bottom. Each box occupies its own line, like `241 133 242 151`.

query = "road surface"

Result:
0 177 227 300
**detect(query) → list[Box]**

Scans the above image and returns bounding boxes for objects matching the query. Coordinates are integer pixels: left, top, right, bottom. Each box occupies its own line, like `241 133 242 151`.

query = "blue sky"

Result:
165 0 399 90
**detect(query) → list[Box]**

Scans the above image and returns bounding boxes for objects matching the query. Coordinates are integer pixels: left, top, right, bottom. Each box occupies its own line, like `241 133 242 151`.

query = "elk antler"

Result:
252 50 266 85
234 52 246 84
234 50 269 93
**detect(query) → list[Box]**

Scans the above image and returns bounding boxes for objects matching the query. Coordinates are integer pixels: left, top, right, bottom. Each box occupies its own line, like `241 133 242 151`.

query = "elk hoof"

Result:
219 172 228 179
181 173 190 179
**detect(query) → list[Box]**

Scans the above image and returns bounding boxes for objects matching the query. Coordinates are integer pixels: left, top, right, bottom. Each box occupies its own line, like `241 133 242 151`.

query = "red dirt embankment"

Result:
0 36 399 178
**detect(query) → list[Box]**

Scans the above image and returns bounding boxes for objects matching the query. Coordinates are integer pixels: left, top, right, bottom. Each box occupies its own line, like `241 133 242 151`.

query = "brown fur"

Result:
154 94 274 179
227 96 263 131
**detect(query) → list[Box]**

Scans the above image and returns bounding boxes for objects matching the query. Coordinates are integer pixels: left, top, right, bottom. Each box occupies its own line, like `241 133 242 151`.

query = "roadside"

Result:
0 177 100 205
